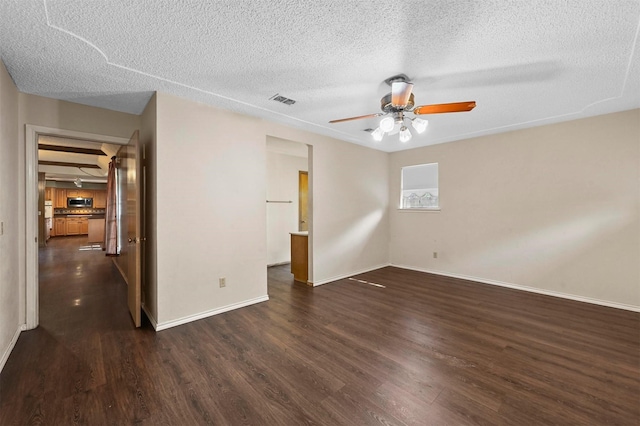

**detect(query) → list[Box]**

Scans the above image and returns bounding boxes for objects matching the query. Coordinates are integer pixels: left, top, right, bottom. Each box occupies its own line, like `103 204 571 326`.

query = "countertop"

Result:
54 214 106 219
290 231 308 236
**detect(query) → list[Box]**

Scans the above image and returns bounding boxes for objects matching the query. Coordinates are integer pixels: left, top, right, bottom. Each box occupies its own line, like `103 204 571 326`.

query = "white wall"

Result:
155 93 270 326
0 59 20 372
389 109 640 310
266 143 308 265
152 92 390 327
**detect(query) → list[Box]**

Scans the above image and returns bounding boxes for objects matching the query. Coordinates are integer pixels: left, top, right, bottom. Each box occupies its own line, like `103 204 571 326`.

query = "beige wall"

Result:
389 109 640 309
0 60 20 372
18 93 140 140
153 92 390 327
155 93 269 325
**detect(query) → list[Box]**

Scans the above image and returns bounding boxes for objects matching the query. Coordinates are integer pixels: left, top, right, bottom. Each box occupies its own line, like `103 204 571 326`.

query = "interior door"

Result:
298 171 308 231
117 130 142 327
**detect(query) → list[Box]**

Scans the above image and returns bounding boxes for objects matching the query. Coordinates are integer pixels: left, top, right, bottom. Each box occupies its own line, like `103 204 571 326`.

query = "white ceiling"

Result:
1 1 638 153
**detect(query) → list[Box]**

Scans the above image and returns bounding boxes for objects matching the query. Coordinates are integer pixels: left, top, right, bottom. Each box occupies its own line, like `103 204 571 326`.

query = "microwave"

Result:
67 197 93 208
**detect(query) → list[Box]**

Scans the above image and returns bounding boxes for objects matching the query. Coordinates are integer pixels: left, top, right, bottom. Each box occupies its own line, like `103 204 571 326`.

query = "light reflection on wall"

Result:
327 208 385 267
457 206 637 281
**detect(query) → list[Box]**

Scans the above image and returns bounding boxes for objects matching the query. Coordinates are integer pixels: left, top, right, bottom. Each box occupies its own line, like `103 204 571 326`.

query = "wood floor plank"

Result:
1 237 638 425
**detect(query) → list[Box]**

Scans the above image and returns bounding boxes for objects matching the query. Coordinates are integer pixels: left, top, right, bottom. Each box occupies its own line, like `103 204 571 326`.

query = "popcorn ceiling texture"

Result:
0 0 638 152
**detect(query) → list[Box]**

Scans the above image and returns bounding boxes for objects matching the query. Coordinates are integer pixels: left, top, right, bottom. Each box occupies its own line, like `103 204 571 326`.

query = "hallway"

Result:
0 236 151 424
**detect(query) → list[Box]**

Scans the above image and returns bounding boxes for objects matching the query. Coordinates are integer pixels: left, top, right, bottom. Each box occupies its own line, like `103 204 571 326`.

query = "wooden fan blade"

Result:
391 81 414 108
413 101 476 115
329 113 382 124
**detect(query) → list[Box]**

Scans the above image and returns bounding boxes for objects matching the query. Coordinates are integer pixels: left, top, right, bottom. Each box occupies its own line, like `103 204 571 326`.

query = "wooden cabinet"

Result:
93 190 107 209
290 232 309 284
66 218 81 235
80 218 89 235
88 218 105 244
53 217 90 236
67 217 88 235
55 189 67 208
54 218 66 236
67 189 94 199
45 187 53 201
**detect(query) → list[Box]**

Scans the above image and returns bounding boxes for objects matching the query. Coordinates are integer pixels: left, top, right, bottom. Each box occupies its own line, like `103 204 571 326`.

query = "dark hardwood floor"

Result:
1 236 639 425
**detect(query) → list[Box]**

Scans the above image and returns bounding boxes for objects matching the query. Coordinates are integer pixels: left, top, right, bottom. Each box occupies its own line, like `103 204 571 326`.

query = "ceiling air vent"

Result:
363 128 375 133
269 93 296 105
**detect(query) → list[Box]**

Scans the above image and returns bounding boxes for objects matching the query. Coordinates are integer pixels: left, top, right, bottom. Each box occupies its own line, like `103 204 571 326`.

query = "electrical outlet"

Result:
433 251 438 259
219 277 226 288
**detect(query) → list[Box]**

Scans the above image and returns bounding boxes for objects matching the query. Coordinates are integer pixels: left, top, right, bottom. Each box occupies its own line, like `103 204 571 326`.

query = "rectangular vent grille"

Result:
270 93 296 105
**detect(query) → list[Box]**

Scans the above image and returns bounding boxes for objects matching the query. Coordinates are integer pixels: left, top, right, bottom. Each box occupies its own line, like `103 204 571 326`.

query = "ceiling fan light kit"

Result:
329 75 476 144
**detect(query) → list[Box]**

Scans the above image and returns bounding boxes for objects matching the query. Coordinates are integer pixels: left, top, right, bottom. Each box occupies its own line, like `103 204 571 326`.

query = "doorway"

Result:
25 125 130 329
265 136 312 282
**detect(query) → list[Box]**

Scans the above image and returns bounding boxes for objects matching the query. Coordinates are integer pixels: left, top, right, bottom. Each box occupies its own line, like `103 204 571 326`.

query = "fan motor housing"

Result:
380 93 414 113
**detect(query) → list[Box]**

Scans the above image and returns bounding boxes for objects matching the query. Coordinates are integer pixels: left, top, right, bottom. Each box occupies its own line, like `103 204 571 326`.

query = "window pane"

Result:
401 163 439 209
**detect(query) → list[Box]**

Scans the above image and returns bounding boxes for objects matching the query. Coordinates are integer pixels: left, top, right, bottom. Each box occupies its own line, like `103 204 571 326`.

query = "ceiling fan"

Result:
329 75 476 143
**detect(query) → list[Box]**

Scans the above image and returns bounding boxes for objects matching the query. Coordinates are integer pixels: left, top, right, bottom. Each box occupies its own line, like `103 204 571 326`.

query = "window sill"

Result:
397 208 441 212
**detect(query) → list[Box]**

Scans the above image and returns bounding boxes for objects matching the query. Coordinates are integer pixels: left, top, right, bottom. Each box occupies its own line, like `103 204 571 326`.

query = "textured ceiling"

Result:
1 0 638 152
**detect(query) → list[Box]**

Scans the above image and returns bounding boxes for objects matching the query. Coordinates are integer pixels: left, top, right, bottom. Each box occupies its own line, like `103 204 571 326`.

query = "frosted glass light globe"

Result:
399 126 412 143
379 116 395 133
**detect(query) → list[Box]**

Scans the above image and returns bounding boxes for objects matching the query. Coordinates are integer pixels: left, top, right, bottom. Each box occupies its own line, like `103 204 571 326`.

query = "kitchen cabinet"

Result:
53 217 89 236
88 218 105 244
45 187 53 201
55 189 67 208
66 218 81 235
80 218 89 234
93 190 107 208
54 218 66 236
290 232 309 284
67 189 94 199
66 217 88 235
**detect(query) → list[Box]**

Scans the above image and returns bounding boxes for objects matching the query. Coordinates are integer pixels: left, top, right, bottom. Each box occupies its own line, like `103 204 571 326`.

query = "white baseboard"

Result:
0 325 23 374
391 264 640 313
155 295 270 331
141 303 158 331
267 261 291 267
311 263 392 287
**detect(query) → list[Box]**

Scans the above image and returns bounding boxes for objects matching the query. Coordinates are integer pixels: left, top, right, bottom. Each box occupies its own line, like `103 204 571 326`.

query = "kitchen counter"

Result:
290 232 309 284
54 214 105 219
87 217 105 244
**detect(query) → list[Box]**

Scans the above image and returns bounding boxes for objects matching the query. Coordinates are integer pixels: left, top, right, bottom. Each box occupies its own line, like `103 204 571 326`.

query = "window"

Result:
400 163 439 209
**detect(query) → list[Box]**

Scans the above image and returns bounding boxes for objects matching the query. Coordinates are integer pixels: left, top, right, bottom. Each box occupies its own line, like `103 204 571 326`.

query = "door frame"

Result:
25 124 129 329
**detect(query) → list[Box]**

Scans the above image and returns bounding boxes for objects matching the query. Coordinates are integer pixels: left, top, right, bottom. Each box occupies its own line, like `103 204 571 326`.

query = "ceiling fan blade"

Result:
329 113 382 124
391 81 414 108
413 101 476 115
